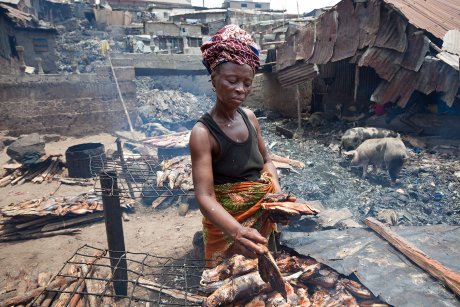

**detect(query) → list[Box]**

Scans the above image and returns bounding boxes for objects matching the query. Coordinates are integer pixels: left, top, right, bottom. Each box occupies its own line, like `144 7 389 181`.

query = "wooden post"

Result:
100 171 128 296
365 217 460 296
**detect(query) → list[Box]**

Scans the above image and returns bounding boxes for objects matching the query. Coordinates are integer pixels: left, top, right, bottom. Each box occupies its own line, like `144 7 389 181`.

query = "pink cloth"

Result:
201 24 260 73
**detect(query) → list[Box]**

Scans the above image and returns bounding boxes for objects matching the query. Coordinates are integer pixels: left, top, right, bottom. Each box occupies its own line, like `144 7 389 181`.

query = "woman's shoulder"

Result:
240 107 256 119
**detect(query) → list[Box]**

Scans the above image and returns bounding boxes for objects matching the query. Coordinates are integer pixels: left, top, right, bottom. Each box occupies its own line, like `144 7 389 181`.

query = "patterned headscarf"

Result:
201 24 260 74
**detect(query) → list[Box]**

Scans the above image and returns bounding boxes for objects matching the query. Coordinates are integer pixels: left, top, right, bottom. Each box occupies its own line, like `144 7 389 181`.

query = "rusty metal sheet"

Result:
374 7 407 52
277 62 318 88
275 32 298 71
384 0 460 40
400 26 430 72
415 57 440 95
307 10 338 65
296 21 316 63
436 61 459 107
437 52 459 71
355 0 380 49
331 0 360 62
358 47 403 81
442 29 460 56
371 68 417 107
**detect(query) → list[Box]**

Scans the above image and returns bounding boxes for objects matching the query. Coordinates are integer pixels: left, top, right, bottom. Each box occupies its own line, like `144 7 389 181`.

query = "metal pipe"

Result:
100 171 128 296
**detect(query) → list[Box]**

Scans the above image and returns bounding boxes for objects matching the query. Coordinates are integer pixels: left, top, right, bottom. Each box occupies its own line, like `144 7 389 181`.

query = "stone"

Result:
192 231 205 259
6 133 45 164
178 203 189 216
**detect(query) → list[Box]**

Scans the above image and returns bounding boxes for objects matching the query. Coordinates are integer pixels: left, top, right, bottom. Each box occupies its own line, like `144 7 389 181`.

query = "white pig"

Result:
346 138 407 184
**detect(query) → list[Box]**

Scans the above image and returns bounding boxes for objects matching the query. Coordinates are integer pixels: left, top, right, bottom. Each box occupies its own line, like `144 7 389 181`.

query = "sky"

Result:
190 0 341 14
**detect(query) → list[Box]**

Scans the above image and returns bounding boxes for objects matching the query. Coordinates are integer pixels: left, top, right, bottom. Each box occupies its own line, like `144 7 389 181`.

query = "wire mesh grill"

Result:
89 153 193 198
31 244 206 306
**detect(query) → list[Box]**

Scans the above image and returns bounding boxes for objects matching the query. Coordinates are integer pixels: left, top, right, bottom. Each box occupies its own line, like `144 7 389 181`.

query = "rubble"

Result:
135 77 213 132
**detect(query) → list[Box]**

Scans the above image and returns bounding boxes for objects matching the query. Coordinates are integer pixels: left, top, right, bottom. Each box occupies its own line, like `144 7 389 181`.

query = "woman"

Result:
189 25 282 265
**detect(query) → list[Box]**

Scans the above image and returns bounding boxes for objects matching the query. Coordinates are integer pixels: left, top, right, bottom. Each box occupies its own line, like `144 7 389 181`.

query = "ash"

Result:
260 119 460 226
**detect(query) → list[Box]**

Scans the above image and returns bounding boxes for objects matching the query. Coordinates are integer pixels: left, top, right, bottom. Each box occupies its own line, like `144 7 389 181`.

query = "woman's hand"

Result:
232 226 268 259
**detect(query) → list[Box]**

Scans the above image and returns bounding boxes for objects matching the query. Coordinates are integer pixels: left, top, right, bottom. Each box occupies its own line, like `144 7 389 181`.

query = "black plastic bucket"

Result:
65 143 105 178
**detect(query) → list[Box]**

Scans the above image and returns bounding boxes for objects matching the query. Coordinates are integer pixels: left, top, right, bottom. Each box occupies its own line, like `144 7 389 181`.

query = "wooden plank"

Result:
364 217 460 296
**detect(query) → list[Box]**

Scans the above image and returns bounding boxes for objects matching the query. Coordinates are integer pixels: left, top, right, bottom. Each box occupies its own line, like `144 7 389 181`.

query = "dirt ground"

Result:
0 134 202 291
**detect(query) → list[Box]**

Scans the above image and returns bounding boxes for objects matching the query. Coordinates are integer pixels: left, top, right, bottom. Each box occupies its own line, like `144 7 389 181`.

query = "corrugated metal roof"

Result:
436 52 459 70
277 62 318 88
442 29 460 55
383 0 460 40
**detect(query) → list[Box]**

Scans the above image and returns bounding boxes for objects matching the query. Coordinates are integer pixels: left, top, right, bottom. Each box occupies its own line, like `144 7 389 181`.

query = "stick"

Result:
364 217 460 296
151 191 169 208
0 277 75 306
0 174 13 187
0 228 81 242
40 213 104 232
137 277 205 303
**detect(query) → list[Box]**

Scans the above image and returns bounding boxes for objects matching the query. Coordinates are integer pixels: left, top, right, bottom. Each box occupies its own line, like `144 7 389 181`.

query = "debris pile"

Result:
200 253 388 306
135 77 213 130
0 156 65 187
144 130 190 149
0 193 134 242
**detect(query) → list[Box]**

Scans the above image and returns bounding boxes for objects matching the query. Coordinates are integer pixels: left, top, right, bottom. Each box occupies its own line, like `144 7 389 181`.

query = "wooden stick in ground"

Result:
0 228 81 242
364 217 460 296
137 277 205 303
0 276 75 306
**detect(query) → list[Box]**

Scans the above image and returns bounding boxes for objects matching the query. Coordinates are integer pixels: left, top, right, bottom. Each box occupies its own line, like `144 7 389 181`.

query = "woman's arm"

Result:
190 123 268 258
245 109 282 193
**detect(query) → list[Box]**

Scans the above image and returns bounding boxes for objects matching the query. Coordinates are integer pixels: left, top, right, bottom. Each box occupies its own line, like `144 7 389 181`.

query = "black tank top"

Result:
197 108 264 184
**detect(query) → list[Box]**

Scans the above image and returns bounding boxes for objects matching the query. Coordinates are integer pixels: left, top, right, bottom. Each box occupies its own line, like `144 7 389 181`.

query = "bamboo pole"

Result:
364 217 460 296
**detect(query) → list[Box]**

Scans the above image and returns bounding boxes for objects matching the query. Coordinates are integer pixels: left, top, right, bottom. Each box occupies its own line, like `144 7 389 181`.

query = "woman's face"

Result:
211 62 254 109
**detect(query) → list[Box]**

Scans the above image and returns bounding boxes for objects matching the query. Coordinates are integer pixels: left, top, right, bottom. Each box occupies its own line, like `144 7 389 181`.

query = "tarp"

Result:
280 224 460 307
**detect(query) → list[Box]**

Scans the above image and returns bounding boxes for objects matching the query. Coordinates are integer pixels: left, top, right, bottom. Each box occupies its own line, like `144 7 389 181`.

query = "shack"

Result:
275 0 460 135
0 3 58 74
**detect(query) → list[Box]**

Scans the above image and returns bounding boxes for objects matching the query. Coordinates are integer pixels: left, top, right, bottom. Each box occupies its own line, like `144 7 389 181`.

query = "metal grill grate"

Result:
89 153 193 198
31 244 206 306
